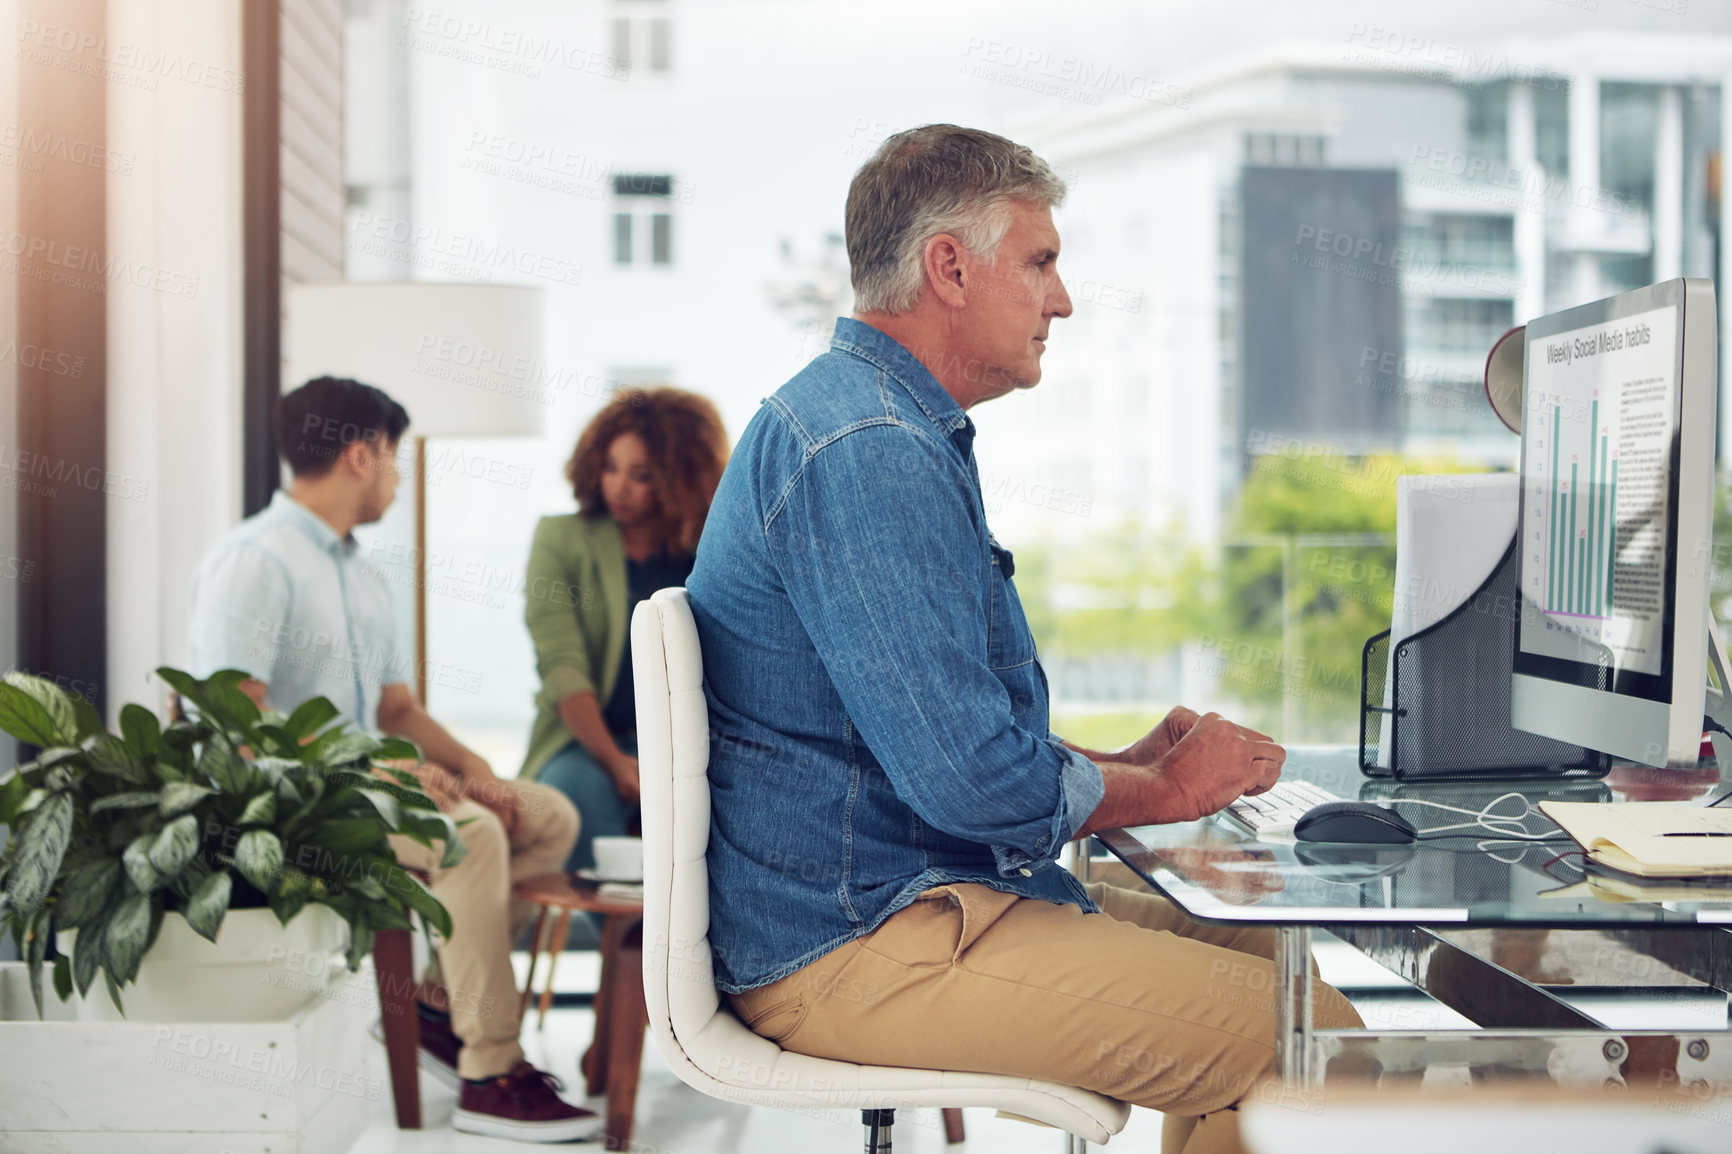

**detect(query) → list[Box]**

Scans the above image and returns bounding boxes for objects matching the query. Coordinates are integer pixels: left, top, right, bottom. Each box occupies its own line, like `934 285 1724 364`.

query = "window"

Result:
1242 133 1327 167
611 173 677 267
610 0 672 77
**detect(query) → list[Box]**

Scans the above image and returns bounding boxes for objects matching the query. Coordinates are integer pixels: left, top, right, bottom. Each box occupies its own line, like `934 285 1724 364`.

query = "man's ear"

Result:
924 233 968 309
338 438 374 478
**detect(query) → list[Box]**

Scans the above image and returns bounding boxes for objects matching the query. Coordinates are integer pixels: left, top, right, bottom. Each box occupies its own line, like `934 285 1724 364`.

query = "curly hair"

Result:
565 388 729 555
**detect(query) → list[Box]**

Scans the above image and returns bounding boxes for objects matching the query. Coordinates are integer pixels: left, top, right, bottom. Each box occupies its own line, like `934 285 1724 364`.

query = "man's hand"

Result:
457 759 522 838
608 753 642 807
398 761 464 813
1140 712 1284 825
1116 706 1201 765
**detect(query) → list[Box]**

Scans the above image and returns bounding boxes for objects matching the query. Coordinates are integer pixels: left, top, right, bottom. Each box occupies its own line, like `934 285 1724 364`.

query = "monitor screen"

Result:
1517 291 1680 699
1511 278 1718 768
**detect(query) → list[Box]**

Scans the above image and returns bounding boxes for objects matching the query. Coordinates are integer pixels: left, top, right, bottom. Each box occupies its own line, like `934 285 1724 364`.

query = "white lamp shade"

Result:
286 282 548 439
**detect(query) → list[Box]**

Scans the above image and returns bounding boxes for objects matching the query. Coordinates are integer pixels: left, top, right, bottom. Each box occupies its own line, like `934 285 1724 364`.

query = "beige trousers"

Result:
387 777 579 1079
730 877 1363 1154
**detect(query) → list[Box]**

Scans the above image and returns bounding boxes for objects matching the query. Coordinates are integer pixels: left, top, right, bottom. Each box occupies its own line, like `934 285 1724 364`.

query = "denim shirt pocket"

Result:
986 537 1036 672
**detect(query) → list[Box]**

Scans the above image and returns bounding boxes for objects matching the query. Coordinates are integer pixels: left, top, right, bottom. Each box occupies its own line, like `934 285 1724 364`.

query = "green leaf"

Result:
103 966 124 1014
152 666 211 717
3 792 74 912
197 738 251 794
103 892 152 985
122 832 162 893
251 726 297 756
52 953 72 1003
283 697 340 741
25 907 47 1019
352 874 390 902
268 889 310 927
304 817 387 855
57 857 120 928
308 730 383 768
361 900 414 932
84 734 148 785
119 704 161 761
430 812 468 869
374 737 422 763
184 870 231 943
37 746 85 770
0 771 30 827
1 673 75 746
158 720 206 752
205 673 262 731
71 919 102 996
147 814 199 877
90 790 160 816
233 830 283 893
158 782 213 818
238 791 276 824
393 871 453 940
0 681 63 747
328 770 433 811
354 788 402 831
344 922 375 972
251 757 299 785
67 693 105 742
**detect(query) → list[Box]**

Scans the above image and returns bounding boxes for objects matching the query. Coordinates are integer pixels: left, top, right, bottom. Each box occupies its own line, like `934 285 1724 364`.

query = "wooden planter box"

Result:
0 959 375 1153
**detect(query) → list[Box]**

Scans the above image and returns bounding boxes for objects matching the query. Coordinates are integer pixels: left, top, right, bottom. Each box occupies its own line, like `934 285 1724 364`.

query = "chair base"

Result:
864 1108 893 1153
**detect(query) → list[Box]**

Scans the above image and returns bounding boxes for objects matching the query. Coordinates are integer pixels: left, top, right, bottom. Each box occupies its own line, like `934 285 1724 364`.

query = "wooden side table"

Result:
514 872 647 1150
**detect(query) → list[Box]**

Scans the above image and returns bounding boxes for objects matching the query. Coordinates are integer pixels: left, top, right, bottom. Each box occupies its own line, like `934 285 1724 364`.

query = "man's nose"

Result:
1049 275 1073 318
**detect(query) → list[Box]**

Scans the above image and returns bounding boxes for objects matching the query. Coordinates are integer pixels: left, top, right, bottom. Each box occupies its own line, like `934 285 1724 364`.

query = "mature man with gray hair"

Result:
686 124 1362 1154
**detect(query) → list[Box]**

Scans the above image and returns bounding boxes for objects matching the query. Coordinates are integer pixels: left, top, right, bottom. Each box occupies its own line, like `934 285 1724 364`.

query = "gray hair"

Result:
845 125 1068 316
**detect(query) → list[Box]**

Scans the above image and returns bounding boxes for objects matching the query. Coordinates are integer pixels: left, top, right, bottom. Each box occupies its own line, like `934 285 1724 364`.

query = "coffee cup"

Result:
592 836 644 881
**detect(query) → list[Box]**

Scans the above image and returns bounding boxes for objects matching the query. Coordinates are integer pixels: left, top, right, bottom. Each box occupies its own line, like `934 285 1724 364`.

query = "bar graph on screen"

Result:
1539 396 1617 620
1520 302 1677 675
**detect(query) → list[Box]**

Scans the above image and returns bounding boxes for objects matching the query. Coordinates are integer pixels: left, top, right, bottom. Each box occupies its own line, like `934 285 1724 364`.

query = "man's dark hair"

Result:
276 376 411 477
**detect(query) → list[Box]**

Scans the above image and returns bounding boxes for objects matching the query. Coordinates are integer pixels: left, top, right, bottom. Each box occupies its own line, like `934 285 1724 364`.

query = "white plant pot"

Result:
58 905 349 1023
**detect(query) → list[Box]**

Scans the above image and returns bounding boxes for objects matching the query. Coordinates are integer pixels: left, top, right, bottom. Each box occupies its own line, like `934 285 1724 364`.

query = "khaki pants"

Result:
387 778 579 1079
729 877 1363 1154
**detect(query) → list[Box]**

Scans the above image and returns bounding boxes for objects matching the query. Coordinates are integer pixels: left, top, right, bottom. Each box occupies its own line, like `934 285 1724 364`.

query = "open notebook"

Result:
1539 801 1732 878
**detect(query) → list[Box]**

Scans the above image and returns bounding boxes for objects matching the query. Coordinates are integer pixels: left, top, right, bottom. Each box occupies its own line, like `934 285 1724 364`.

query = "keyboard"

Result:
1221 779 1345 839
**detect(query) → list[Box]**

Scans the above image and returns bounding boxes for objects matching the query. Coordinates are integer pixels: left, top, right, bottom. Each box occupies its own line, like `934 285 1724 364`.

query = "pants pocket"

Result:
732 991 808 1044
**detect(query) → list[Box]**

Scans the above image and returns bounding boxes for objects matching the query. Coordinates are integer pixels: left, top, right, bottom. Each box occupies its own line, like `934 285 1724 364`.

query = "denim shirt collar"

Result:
269 489 357 559
829 317 974 452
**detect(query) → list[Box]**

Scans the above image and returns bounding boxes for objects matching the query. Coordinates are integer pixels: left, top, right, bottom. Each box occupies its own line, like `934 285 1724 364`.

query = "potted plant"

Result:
0 667 465 1020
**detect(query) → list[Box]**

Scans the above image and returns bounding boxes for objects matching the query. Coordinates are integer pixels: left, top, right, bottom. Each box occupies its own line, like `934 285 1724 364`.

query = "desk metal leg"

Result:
1274 925 1315 1086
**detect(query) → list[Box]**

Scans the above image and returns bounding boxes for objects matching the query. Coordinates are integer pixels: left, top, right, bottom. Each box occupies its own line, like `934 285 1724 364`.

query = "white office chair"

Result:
631 588 1131 1152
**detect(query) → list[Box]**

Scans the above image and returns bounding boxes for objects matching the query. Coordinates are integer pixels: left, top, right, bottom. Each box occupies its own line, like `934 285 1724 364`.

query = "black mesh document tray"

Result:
1359 534 1610 781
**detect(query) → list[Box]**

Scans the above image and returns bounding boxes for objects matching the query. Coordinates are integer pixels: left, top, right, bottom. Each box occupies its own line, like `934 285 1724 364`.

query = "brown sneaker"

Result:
453 1061 603 1143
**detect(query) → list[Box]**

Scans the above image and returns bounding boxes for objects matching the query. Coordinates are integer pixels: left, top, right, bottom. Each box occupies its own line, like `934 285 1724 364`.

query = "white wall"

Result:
105 0 246 718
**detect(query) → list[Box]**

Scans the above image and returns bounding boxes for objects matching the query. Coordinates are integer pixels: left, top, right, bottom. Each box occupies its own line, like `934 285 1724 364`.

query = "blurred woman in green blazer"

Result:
521 388 727 870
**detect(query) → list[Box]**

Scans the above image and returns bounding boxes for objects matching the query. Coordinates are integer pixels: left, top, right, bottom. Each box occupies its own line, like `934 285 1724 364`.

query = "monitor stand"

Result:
1705 616 1732 771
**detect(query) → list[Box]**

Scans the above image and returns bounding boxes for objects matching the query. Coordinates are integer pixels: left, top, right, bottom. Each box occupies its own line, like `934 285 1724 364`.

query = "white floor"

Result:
341 937 1729 1153
340 938 1449 1153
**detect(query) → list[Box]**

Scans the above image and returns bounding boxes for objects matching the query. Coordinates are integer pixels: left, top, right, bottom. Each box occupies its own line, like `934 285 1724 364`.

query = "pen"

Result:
1662 832 1732 837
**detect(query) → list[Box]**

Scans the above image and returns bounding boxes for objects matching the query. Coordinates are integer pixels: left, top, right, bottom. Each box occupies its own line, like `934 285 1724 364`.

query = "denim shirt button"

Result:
1019 868 1033 877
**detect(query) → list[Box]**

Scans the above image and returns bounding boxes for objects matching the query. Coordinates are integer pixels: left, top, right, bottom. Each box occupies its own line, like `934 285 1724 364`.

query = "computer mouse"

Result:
1292 800 1418 845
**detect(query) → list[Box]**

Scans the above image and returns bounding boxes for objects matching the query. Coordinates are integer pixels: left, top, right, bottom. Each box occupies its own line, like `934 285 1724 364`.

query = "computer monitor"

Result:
1511 277 1732 769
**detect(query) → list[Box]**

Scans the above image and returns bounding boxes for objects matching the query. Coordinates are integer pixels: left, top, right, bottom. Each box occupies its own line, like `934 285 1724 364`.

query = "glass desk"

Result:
1095 746 1732 1089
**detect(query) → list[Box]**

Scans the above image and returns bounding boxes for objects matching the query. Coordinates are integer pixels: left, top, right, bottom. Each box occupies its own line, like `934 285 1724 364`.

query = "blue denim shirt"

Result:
687 317 1105 994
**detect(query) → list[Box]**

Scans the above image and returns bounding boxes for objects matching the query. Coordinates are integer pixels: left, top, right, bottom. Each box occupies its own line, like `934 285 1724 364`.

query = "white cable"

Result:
1395 792 1563 841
